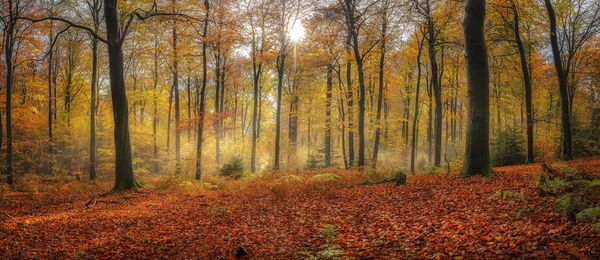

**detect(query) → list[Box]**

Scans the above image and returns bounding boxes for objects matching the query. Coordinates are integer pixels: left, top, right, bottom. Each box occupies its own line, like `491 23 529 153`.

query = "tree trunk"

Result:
411 31 425 173
172 3 181 174
426 10 442 167
89 37 98 180
324 64 333 167
195 0 210 180
544 0 572 160
104 0 138 190
461 0 490 177
346 43 354 167
512 3 534 163
4 2 16 185
372 8 387 168
274 51 285 170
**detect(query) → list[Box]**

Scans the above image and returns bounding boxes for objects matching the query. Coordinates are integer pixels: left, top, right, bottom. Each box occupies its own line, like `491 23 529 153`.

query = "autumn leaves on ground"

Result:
1 158 599 259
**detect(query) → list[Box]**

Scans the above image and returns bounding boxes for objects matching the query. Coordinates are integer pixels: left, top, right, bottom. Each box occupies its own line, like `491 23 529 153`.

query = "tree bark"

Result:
372 7 387 168
511 2 534 163
172 1 181 174
324 64 333 166
461 0 490 177
104 0 138 190
195 0 209 180
411 31 425 173
544 0 572 160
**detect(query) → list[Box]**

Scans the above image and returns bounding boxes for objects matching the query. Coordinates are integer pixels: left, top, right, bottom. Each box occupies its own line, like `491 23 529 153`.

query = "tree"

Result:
372 0 388 168
273 0 300 170
247 0 270 173
411 28 426 173
172 0 181 175
86 0 102 180
338 0 377 167
461 0 490 177
510 1 534 163
195 0 210 180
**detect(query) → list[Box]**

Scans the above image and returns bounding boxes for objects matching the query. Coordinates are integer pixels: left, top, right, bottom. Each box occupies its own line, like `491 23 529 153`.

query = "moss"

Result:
554 193 574 217
308 173 340 184
575 208 600 223
595 223 600 233
539 178 574 195
279 175 304 184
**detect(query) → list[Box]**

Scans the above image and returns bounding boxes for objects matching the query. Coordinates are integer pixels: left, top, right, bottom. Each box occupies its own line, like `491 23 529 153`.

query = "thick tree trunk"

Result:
4 4 16 185
104 0 138 190
544 0 572 160
461 0 490 177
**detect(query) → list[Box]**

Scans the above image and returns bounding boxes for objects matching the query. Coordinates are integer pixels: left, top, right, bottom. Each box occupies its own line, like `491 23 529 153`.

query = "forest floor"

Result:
1 158 600 259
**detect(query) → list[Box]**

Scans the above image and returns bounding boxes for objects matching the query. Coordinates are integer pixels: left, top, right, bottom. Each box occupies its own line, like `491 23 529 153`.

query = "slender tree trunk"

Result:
47 21 54 156
544 0 572 160
372 8 387 168
461 0 490 177
214 48 222 164
511 2 534 163
153 37 159 172
426 12 442 167
346 43 355 167
187 76 191 144
336 69 348 169
172 3 181 174
89 38 98 180
324 64 333 167
411 32 425 173
195 0 210 180
274 49 285 170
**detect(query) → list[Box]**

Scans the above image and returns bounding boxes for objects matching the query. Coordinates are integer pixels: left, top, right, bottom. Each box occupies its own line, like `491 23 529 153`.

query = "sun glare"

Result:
289 20 305 42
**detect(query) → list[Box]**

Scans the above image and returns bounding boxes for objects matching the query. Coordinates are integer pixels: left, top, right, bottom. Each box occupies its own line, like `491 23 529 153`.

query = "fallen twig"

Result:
3 211 16 220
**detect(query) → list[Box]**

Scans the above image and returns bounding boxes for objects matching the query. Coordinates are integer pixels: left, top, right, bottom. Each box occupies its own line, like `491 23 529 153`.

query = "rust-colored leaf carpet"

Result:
1 158 599 259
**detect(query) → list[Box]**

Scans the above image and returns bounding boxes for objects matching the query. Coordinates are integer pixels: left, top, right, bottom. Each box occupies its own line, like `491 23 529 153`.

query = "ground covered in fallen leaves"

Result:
2 158 600 259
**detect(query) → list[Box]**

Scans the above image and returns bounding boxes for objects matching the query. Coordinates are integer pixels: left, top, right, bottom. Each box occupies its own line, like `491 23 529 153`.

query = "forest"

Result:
1 0 599 258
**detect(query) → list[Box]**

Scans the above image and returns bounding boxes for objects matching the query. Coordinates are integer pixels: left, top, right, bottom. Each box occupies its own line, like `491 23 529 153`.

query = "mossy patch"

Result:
308 173 341 184
538 178 573 195
575 207 600 223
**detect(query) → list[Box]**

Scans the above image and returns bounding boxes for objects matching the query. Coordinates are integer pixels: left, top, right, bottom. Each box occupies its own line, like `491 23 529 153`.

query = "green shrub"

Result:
575 207 600 223
220 157 244 178
491 127 526 166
